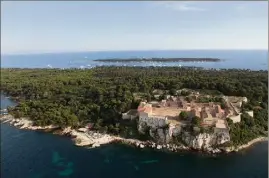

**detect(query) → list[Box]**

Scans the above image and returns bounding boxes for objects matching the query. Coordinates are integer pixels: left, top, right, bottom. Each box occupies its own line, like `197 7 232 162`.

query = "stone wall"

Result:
138 113 182 143
229 110 254 123
230 114 241 123
246 111 254 117
122 113 131 120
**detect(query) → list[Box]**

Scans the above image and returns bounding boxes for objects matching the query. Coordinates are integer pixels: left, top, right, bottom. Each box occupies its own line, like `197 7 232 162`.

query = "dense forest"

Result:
1 67 268 143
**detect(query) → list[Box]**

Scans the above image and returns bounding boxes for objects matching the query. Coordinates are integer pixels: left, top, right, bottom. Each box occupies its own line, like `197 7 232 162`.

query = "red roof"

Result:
137 106 145 112
137 105 152 113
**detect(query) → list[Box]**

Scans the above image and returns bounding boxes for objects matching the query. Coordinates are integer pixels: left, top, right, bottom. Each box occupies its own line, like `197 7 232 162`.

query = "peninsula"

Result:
94 58 221 63
1 67 267 153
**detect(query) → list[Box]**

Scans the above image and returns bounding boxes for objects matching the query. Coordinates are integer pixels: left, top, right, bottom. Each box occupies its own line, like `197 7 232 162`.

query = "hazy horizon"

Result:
2 49 268 56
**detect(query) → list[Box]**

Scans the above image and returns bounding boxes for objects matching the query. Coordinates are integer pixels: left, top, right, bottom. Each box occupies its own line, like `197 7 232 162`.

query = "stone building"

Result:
122 109 138 120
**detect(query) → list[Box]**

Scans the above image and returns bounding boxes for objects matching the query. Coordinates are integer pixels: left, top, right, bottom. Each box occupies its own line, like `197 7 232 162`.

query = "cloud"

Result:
156 2 206 12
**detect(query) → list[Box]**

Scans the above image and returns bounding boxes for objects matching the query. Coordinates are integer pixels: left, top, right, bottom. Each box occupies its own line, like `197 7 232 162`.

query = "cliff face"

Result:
138 117 172 143
138 117 230 150
181 131 230 150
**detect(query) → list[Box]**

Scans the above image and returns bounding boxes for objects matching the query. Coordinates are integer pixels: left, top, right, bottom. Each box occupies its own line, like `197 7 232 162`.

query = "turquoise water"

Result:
1 50 268 70
0 96 268 178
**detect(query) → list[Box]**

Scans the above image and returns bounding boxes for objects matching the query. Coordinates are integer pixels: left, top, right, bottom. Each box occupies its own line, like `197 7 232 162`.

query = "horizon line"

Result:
2 48 268 56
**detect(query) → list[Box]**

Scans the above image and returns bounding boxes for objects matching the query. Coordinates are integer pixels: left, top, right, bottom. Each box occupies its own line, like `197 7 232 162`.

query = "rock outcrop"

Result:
138 117 174 143
137 115 230 152
3 114 262 154
138 116 183 144
181 131 230 151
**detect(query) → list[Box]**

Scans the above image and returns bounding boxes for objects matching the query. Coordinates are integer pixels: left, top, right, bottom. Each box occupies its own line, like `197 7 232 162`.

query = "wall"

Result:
138 112 173 143
122 112 138 120
230 114 241 123
139 112 168 128
214 127 229 134
122 113 131 120
246 111 254 117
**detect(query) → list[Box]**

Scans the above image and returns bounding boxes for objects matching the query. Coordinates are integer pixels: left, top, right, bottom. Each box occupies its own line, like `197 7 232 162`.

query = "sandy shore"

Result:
1 114 267 153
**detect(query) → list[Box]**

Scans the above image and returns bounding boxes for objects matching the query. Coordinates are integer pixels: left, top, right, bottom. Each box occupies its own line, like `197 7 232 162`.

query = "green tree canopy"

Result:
179 111 188 120
191 116 201 126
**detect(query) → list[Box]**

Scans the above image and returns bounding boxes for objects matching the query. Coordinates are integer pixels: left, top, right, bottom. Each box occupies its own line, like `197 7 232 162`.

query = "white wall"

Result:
247 111 254 117
230 114 241 123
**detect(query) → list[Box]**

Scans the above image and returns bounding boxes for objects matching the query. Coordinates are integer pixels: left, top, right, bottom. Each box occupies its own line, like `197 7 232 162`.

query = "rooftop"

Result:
215 119 227 129
151 107 181 117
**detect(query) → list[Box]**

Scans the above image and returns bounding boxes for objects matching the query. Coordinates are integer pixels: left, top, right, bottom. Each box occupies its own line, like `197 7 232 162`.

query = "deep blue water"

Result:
1 50 268 70
0 96 268 178
1 123 268 178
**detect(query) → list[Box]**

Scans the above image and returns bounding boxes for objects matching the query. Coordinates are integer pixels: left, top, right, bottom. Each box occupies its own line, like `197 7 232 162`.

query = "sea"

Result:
1 50 268 178
1 50 268 70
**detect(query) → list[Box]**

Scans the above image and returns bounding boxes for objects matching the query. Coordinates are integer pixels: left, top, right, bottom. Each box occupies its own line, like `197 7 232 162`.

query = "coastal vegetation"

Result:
1 67 268 146
179 111 188 120
227 108 268 146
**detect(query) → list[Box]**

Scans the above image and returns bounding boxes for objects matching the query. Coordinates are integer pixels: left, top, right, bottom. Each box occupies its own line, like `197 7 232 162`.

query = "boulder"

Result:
157 145 162 149
136 142 140 147
92 143 100 148
78 128 87 132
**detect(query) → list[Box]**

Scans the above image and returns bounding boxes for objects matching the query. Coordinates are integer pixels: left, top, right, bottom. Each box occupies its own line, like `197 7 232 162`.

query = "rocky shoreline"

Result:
1 115 267 154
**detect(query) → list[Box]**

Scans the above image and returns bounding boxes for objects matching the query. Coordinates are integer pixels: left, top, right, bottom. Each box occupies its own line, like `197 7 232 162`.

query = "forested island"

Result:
94 58 221 63
1 67 268 152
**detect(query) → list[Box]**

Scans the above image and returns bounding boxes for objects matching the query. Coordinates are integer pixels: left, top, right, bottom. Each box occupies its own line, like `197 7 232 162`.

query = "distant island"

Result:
94 58 222 63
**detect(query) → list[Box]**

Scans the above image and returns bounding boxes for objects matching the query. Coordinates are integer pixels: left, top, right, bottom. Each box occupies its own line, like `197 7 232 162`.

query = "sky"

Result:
1 1 268 54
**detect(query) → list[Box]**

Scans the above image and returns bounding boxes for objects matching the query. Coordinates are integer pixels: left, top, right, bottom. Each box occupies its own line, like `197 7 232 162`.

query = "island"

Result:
0 66 267 153
94 58 221 63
